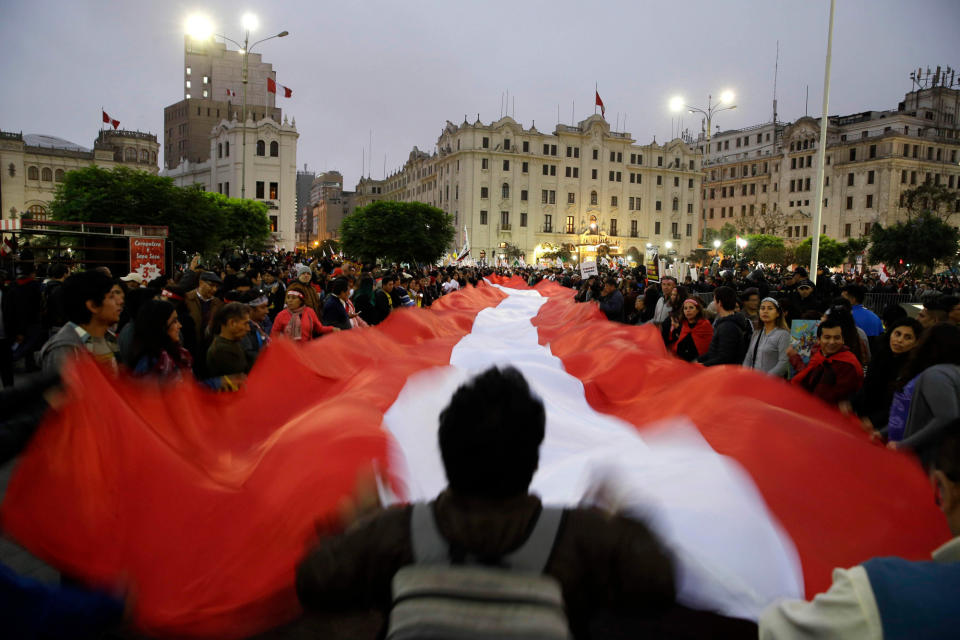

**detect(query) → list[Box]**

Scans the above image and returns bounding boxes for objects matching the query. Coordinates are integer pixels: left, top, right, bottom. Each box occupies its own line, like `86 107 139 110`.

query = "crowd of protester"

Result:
1 250 959 638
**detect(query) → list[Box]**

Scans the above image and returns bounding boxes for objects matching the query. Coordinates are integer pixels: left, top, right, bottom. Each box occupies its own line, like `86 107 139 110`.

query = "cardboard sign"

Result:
129 237 165 282
579 260 598 278
645 251 660 283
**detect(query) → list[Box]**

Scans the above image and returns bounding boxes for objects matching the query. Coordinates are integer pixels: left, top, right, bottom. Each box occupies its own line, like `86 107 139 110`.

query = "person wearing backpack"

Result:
295 366 679 638
698 286 753 367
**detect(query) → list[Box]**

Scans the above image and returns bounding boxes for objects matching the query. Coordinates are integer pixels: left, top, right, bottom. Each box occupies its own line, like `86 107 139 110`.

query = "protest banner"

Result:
579 260 598 278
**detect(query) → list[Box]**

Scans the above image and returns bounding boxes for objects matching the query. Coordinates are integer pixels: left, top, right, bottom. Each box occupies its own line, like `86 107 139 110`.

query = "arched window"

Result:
672 197 679 211
270 140 279 157
256 140 265 156
55 169 65 182
151 151 157 163
125 148 137 162
27 205 47 220
590 190 598 206
28 166 39 180
140 149 149 162
41 167 53 181
501 183 509 199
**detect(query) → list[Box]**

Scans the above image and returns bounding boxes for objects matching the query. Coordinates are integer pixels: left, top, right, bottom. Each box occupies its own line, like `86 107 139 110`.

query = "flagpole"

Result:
595 83 598 115
809 0 835 279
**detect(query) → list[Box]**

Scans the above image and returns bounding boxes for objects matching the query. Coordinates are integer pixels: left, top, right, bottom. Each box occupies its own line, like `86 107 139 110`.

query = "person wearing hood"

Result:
697 286 753 366
666 297 713 362
290 265 322 315
787 316 864 404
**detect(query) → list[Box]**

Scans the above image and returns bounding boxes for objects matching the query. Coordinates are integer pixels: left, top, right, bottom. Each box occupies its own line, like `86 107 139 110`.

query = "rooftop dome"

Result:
23 134 90 153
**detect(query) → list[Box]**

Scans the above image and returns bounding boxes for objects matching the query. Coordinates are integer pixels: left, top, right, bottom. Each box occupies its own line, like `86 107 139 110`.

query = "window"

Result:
568 192 575 204
565 216 575 233
224 182 229 197
551 145 557 155
270 141 279 157
844 223 851 237
520 212 527 227
522 161 528 173
500 211 510 229
482 158 489 170
805 178 811 191
503 160 510 171
40 167 53 181
673 177 679 188
655 221 661 234
502 183 510 199
657 156 663 167
590 191 598 205
480 210 488 224
609 151 616 162
54 169 64 182
849 148 856 161
709 208 714 219
186 66 191 75
742 185 747 196
256 181 265 199
481 187 489 199
688 203 694 213
846 196 853 210
269 182 278 199
869 144 876 159
637 154 643 165
866 194 873 208
548 190 556 204
686 223 692 237
847 173 854 186
689 178 694 188
257 140 265 156
565 166 572 178
609 171 615 181
482 137 489 148
543 165 549 176
591 169 598 179
791 157 797 169
656 175 662 186
544 214 553 232
867 170 874 184
504 139 511 150
655 200 662 211
616 172 621 182
630 220 639 237
567 146 573 158
672 198 679 211
520 189 528 201
609 219 618 236
592 149 599 160
864 222 872 235
611 196 618 207
186 80 191 89
522 141 529 153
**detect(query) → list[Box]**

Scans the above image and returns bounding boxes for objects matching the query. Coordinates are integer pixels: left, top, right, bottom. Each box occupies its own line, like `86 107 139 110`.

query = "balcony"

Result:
630 231 639 238
498 223 512 232
564 226 576 234
672 233 682 240
540 225 553 233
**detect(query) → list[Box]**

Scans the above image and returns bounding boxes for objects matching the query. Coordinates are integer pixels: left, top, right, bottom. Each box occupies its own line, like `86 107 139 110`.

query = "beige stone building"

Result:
0 130 159 222
700 83 960 245
355 114 702 265
163 114 299 250
307 171 357 246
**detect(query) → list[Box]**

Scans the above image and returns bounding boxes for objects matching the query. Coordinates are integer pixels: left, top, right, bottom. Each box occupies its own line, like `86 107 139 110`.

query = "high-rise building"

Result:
295 166 315 246
354 115 702 265
164 37 283 171
309 171 356 243
699 77 960 244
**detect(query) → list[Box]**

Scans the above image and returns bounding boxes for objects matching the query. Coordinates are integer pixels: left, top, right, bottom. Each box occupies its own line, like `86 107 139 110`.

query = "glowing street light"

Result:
665 241 673 249
241 13 259 32
185 14 214 40
713 239 722 249
719 90 735 105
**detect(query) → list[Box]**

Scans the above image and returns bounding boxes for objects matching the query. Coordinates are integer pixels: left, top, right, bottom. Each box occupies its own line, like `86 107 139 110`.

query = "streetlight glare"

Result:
665 241 673 249
713 239 722 248
669 96 685 113
720 90 735 104
241 13 259 32
185 14 213 40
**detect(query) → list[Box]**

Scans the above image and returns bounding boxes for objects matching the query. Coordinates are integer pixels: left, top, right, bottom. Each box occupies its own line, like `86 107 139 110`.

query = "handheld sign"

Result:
580 260 599 278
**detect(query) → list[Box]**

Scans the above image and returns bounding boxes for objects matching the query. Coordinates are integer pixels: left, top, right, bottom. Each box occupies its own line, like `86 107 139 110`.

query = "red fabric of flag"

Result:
595 91 605 118
102 110 110 124
267 77 292 98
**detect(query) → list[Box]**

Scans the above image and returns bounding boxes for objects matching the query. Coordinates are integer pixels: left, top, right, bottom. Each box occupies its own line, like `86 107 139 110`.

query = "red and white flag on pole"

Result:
102 110 120 130
879 264 890 283
595 90 605 118
226 89 237 99
266 77 292 98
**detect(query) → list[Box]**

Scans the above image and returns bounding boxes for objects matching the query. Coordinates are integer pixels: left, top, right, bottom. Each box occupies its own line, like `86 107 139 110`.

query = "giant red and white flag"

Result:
266 77 292 98
1 278 949 638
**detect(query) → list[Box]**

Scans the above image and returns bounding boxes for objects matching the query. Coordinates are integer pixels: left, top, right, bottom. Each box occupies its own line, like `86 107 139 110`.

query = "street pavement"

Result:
0 459 59 584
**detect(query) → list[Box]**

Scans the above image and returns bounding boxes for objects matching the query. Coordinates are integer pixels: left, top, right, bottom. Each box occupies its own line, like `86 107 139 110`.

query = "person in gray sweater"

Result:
899 362 960 467
743 297 791 378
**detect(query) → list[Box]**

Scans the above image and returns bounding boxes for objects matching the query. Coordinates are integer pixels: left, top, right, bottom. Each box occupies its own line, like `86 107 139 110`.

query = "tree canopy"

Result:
793 235 847 268
719 233 784 262
869 213 960 273
339 200 455 265
901 183 957 221
49 166 271 255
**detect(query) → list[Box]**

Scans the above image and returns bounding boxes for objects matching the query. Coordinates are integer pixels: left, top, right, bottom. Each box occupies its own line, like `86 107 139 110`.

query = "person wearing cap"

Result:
795 279 823 315
290 266 322 315
119 272 143 291
184 271 224 376
743 298 791 378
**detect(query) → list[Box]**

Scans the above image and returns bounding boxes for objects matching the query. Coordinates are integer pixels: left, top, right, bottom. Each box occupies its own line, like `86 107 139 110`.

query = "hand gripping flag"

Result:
0 279 949 638
266 77 292 98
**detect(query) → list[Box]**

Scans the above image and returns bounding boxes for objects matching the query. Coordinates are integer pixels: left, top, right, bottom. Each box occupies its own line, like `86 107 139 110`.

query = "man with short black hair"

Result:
371 275 396 325
40 270 124 375
842 284 883 337
206 302 252 378
296 366 678 635
185 271 224 373
652 276 677 324
597 277 625 322
698 286 753 366
918 295 951 328
943 295 960 325
787 316 864 404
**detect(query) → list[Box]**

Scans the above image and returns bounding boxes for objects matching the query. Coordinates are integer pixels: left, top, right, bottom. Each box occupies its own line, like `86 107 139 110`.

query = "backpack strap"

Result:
503 507 564 572
410 502 449 564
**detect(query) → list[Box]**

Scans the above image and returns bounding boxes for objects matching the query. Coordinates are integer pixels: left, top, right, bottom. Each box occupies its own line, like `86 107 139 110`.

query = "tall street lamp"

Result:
186 14 288 200
670 91 736 244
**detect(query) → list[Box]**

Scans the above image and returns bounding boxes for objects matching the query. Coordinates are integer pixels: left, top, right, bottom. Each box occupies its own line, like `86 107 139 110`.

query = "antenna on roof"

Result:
773 40 779 124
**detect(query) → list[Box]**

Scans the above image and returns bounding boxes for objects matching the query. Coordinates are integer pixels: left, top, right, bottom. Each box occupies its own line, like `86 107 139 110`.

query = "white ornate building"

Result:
355 114 702 265
163 114 299 250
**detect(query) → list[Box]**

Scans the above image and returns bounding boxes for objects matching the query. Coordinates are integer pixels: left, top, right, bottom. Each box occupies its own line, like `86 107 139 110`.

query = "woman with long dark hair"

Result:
743 297 791 377
665 297 713 362
130 299 193 381
852 317 922 431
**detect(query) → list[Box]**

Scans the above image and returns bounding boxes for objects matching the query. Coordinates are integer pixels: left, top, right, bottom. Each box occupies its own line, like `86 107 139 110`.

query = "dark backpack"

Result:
387 503 571 640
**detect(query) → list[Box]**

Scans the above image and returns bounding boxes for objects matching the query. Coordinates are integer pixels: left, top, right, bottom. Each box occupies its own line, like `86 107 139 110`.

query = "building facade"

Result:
700 82 960 244
295 167 316 247
309 171 356 245
164 36 283 171
0 130 160 222
163 114 299 250
354 115 702 265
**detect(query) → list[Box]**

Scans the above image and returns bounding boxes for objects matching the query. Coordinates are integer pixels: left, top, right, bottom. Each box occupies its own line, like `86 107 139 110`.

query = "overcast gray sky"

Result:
2 0 958 190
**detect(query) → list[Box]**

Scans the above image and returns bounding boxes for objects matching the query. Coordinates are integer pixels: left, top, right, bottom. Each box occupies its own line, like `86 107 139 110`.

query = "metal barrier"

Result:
862 293 920 313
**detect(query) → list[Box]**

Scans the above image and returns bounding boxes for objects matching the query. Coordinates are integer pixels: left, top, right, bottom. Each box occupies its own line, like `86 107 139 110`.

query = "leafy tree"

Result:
869 213 960 273
310 238 341 260
794 235 847 268
841 237 870 264
718 233 784 262
902 183 957 221
49 166 270 255
340 200 455 265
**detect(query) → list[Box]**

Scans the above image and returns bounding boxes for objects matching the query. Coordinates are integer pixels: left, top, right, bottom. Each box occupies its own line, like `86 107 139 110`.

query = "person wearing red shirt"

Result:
788 316 864 404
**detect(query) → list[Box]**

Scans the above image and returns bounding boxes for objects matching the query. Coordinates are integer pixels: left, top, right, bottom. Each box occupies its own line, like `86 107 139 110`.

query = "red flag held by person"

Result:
267 77 292 98
595 90 605 118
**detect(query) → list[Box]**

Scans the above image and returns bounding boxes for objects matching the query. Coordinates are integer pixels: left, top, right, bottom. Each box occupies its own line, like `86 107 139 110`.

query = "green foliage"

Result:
794 235 847 268
902 183 956 220
869 213 960 273
841 237 870 263
310 238 340 259
340 200 455 265
49 166 270 254
718 233 784 261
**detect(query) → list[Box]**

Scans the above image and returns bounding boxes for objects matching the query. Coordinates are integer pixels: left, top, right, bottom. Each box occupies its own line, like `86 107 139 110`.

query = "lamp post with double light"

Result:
185 14 288 200
669 91 736 244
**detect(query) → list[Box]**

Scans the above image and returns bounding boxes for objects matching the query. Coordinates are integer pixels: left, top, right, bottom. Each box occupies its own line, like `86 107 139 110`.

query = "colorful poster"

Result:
645 250 660 283
129 237 165 282
790 319 819 375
